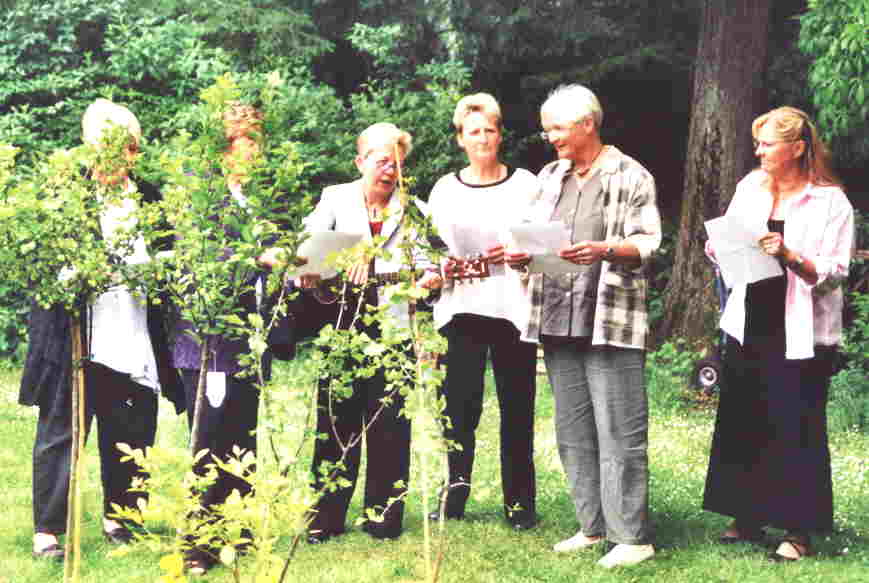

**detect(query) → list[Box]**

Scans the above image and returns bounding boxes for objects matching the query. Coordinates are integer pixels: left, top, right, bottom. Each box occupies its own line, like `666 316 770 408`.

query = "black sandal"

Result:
184 546 218 576
32 542 65 561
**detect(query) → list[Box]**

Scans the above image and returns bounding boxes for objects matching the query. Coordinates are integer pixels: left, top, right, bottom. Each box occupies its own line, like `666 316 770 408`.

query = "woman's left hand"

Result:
560 240 605 265
758 232 788 258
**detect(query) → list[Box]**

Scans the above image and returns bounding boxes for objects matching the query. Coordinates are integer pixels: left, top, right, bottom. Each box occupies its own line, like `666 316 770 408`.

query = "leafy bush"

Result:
646 340 702 414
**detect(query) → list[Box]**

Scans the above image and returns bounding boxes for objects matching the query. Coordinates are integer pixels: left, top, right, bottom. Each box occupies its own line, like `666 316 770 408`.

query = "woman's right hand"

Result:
504 249 531 271
297 273 322 289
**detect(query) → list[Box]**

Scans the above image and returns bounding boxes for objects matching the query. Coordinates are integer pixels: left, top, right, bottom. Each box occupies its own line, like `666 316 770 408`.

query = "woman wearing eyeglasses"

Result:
299 122 441 543
702 106 854 562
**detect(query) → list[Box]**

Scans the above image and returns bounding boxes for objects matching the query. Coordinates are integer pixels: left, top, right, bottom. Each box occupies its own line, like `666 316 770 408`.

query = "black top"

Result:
743 219 786 354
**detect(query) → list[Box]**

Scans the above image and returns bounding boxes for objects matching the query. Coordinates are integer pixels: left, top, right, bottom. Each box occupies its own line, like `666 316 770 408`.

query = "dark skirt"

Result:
702 336 835 532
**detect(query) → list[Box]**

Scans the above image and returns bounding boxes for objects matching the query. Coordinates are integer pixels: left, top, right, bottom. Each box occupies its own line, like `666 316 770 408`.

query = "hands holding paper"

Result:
558 240 609 265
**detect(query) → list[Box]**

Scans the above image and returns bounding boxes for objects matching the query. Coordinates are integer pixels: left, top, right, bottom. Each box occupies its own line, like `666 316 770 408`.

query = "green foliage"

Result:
799 0 869 163
0 137 144 314
646 340 702 414
0 0 231 163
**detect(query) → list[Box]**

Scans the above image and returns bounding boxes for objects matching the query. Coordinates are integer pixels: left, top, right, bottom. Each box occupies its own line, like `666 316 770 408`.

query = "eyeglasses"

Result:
370 158 397 172
539 116 589 141
753 138 802 150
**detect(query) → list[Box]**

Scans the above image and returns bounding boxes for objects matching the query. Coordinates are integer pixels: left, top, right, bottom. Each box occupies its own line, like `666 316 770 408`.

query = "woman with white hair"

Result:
506 84 661 568
427 93 539 529
19 98 183 560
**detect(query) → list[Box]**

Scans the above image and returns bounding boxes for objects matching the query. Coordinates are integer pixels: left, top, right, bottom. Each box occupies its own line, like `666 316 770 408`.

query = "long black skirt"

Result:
702 337 835 532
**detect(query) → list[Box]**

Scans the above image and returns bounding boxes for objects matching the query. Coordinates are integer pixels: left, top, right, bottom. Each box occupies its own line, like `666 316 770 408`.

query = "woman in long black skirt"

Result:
702 106 854 561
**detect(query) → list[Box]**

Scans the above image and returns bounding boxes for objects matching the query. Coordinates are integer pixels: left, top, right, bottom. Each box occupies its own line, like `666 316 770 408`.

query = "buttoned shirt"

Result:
521 146 662 348
712 170 854 359
539 172 605 337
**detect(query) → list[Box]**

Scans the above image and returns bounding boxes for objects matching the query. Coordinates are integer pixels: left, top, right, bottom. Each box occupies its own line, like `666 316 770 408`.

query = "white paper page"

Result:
508 222 584 275
450 223 500 257
296 231 364 279
704 216 782 287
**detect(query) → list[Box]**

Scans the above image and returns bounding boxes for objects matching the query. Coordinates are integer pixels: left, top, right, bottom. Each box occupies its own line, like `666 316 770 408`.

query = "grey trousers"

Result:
542 337 650 544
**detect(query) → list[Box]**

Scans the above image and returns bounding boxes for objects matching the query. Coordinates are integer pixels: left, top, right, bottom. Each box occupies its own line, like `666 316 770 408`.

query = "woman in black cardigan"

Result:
20 99 184 560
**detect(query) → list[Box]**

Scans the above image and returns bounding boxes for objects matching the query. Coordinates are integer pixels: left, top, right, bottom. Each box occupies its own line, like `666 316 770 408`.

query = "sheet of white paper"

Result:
508 222 584 274
296 231 364 279
449 223 500 257
704 216 782 287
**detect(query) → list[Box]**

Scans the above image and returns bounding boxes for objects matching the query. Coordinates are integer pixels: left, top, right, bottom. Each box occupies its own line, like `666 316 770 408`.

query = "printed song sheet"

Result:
448 223 501 257
295 231 363 279
704 216 783 288
508 221 583 275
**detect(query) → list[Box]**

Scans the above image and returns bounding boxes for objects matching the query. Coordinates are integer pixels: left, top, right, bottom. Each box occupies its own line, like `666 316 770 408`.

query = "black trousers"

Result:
438 314 537 519
32 362 158 533
181 370 260 510
309 363 411 538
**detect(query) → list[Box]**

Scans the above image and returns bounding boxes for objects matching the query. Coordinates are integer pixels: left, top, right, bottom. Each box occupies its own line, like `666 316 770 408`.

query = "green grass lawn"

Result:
0 358 867 582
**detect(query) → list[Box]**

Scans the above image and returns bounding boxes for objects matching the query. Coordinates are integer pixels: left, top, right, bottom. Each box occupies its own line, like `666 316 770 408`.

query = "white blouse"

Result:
89 182 160 391
428 167 538 332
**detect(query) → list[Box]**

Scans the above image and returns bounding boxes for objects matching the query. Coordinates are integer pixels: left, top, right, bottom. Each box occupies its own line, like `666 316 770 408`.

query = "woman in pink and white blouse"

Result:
702 106 854 562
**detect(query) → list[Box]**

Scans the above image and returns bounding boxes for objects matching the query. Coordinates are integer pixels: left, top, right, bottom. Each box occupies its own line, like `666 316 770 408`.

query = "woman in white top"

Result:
20 99 183 559
427 93 538 529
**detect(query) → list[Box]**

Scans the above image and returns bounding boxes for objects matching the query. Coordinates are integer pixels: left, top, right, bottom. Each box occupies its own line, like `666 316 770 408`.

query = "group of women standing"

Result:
18 84 854 574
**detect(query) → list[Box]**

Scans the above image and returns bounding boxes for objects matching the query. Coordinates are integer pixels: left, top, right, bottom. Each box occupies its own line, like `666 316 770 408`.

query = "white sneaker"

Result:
597 543 655 568
553 530 604 552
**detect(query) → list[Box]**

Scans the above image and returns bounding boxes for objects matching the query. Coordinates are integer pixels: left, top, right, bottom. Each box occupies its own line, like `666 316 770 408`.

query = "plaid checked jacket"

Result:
522 147 662 349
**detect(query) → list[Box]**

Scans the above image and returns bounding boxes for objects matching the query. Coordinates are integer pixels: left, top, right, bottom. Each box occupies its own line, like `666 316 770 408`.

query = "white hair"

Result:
81 98 142 147
541 84 603 129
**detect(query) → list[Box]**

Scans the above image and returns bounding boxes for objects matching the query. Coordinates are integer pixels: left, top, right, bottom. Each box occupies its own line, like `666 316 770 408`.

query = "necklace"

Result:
365 196 386 222
574 145 606 177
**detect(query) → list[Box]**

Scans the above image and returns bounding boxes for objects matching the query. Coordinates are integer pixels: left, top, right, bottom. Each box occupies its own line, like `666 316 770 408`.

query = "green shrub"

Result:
646 340 702 414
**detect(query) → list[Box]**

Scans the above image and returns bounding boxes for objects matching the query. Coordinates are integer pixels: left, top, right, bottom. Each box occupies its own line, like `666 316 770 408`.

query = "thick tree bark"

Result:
657 0 772 348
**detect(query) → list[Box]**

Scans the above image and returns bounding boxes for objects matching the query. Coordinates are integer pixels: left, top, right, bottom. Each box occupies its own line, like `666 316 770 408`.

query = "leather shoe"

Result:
362 521 402 540
306 532 332 544
32 543 65 561
306 527 345 544
427 510 464 522
507 513 538 531
103 526 134 545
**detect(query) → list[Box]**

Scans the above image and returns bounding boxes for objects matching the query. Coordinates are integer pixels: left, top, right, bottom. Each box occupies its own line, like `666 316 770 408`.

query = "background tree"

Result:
656 0 773 348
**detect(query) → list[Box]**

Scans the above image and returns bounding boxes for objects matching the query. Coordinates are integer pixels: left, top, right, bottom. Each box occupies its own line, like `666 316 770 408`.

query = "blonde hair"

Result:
453 93 502 133
81 98 141 148
541 84 603 129
357 122 413 158
752 106 840 187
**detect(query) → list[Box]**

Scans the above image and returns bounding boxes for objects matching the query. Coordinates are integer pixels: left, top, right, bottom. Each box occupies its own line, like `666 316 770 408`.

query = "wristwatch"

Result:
603 246 615 261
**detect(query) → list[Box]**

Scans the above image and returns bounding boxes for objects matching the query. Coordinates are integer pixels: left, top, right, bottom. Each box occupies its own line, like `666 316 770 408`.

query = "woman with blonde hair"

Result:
702 106 854 561
300 122 441 543
427 93 539 529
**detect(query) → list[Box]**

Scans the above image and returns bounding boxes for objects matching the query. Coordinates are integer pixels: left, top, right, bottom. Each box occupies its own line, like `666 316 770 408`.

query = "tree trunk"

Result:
190 337 210 455
63 314 86 583
657 0 772 349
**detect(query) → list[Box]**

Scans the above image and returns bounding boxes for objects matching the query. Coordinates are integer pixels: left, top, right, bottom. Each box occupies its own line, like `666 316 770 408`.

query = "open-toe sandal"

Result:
768 538 811 562
184 546 217 576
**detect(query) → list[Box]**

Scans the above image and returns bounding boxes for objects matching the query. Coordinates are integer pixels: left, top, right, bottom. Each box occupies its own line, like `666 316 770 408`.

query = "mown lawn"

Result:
0 355 867 582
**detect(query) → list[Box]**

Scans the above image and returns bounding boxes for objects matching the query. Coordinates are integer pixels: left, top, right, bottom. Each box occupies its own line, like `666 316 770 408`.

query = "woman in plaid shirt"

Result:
506 84 661 569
